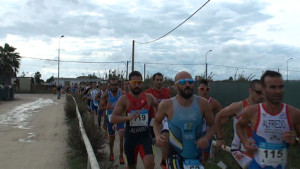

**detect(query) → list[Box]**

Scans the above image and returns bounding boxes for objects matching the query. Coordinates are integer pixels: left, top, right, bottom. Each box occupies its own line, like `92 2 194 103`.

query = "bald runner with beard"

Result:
153 71 215 169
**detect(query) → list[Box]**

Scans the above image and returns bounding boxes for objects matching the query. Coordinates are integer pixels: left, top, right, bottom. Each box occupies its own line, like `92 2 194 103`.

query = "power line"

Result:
135 0 210 44
21 56 125 64
209 64 262 70
135 61 204 66
289 69 300 73
21 56 57 61
21 56 299 72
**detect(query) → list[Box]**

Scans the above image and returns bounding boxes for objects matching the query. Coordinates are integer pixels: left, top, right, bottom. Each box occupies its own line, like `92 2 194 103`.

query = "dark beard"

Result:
179 87 193 99
131 87 141 95
111 88 118 93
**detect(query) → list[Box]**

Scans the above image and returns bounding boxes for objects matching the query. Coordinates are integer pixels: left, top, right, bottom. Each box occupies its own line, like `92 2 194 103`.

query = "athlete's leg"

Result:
107 122 116 160
160 117 169 169
124 139 138 169
142 154 155 169
161 131 169 168
231 150 252 169
139 135 155 169
118 127 125 164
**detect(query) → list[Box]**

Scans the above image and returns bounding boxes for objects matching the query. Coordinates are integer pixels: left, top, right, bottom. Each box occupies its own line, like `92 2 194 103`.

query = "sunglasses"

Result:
254 90 262 95
175 79 194 85
129 80 143 85
199 87 210 92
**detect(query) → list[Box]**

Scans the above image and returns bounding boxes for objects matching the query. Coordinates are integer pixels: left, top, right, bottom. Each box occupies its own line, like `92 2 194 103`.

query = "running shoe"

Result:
119 156 125 164
160 160 167 169
109 154 114 161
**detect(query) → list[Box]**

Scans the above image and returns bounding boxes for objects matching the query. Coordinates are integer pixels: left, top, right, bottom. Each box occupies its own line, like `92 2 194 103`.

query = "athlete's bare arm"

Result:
215 102 243 141
95 91 101 102
146 93 159 114
153 99 172 147
236 105 258 154
87 90 92 99
283 106 300 145
195 97 215 149
99 90 108 111
110 95 139 124
211 99 223 114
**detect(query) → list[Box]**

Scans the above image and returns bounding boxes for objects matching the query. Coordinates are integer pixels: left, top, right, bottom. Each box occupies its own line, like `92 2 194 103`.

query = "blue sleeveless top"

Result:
168 95 204 159
107 89 122 115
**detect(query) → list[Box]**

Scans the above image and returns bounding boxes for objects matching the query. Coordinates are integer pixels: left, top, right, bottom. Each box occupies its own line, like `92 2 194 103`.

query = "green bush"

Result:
64 95 77 120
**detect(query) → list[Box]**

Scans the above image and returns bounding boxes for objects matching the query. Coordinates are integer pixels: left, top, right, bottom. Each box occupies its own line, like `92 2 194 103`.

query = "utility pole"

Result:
205 49 212 79
287 57 293 81
144 64 146 80
132 40 135 72
126 61 129 79
58 35 64 85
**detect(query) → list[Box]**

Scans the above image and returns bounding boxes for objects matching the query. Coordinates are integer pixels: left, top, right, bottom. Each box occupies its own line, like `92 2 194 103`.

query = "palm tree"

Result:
0 43 21 85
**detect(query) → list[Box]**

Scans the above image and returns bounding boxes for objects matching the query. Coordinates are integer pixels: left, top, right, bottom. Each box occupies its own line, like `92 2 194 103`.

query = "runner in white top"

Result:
236 70 300 169
88 82 99 115
215 79 264 168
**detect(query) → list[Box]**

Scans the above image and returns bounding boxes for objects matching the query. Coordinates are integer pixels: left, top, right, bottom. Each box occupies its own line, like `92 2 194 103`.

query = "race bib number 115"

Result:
258 143 287 166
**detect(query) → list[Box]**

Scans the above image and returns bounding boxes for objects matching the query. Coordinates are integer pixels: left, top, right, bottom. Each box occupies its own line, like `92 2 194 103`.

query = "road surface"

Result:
0 94 67 169
0 94 163 169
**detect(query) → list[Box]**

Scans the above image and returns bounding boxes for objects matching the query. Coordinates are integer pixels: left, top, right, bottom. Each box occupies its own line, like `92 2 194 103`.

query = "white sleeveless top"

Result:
252 103 292 168
231 99 252 151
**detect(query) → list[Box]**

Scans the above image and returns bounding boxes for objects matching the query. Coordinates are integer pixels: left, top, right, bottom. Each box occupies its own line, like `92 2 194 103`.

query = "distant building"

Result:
17 77 33 92
53 77 106 87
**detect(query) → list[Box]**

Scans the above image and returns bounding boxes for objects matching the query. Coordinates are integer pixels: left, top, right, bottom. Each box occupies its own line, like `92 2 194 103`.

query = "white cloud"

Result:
0 0 299 81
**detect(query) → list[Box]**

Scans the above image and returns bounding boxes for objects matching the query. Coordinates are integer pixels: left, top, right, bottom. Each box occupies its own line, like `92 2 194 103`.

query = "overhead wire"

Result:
21 56 299 73
135 0 210 44
21 56 125 64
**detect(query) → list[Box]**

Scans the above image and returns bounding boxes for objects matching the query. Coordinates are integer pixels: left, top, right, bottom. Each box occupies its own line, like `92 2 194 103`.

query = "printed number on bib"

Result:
129 109 148 126
258 143 287 166
93 100 99 106
183 159 204 169
107 114 112 123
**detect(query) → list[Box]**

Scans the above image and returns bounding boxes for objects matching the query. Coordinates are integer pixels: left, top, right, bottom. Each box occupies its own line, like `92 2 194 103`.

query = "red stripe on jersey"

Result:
285 104 293 130
254 104 261 132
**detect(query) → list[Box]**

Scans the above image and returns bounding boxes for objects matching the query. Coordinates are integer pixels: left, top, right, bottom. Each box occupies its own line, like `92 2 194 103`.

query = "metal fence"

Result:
208 81 300 108
69 94 100 169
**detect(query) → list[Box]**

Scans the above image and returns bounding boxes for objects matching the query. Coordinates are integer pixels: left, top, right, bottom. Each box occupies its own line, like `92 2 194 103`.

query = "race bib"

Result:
258 142 287 166
93 100 99 106
183 159 204 169
129 109 148 126
107 114 112 123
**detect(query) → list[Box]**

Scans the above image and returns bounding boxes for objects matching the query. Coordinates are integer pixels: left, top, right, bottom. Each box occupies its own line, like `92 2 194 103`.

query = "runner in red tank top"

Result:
198 79 223 165
110 71 158 169
145 72 170 169
215 79 264 168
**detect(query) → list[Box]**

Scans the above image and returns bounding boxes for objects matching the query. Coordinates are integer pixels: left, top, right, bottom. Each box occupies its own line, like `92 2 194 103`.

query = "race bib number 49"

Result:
129 109 148 126
183 159 204 169
258 142 287 166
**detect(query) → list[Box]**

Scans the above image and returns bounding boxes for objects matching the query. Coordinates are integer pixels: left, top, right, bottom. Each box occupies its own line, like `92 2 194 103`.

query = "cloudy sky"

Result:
1 0 299 81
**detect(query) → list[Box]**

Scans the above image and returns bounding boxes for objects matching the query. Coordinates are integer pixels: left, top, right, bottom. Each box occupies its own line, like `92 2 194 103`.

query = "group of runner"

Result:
76 70 299 169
